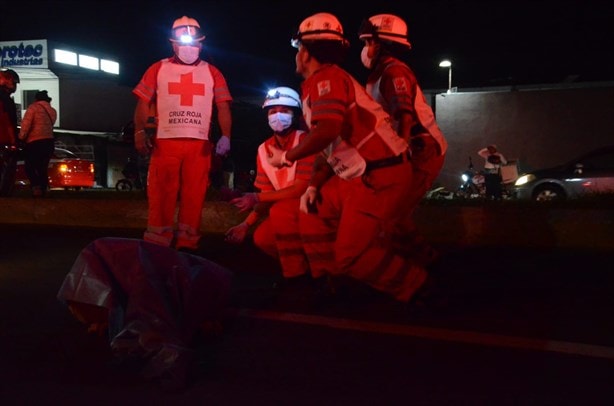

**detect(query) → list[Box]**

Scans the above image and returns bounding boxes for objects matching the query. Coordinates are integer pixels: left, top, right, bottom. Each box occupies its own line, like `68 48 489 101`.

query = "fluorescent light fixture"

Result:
54 48 120 75
54 49 78 65
100 59 119 74
79 54 99 70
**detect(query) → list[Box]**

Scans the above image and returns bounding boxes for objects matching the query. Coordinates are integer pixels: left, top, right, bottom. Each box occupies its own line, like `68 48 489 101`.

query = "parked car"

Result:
15 147 95 190
513 145 614 201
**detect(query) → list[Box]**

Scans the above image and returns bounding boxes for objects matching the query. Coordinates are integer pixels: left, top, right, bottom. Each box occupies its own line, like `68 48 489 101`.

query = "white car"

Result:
513 146 614 201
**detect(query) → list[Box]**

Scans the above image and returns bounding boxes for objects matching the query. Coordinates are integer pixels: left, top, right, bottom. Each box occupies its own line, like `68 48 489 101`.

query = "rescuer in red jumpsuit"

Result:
133 16 233 251
358 14 448 265
267 13 429 304
225 87 325 283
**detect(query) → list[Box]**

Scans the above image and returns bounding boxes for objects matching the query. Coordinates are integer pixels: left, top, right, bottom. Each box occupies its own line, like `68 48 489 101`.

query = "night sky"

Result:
1 0 612 97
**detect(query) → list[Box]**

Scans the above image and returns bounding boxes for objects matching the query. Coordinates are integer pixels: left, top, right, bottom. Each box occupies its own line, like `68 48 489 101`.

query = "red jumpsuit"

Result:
133 57 232 249
300 65 427 302
366 56 448 257
252 130 320 278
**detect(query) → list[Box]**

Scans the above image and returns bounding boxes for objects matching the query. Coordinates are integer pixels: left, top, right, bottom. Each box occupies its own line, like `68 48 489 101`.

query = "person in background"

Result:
132 15 233 252
225 86 323 286
358 14 448 266
18 90 57 197
0 68 20 197
267 12 429 306
478 144 507 200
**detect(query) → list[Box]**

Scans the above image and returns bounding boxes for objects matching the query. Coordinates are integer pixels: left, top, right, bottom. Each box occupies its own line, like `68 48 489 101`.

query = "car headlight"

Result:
461 174 469 182
515 174 535 186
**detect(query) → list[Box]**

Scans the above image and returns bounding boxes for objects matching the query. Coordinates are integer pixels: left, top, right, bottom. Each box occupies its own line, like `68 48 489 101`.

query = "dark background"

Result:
1 0 612 96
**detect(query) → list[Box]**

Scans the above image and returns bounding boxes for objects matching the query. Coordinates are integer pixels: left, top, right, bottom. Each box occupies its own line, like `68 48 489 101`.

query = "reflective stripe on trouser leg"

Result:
331 162 427 302
335 199 427 302
269 199 309 278
144 139 182 247
300 177 343 278
175 140 212 250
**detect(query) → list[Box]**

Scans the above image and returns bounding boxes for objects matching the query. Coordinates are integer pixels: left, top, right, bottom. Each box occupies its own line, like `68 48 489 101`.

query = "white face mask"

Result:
268 112 293 133
176 45 200 64
361 45 374 69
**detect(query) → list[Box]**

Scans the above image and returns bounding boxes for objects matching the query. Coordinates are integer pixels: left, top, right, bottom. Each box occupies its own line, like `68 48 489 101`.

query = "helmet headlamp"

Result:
290 35 301 49
170 22 205 43
180 34 195 44
265 90 298 103
262 87 302 109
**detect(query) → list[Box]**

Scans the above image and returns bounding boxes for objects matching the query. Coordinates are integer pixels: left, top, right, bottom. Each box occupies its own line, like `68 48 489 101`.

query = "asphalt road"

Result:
0 224 613 404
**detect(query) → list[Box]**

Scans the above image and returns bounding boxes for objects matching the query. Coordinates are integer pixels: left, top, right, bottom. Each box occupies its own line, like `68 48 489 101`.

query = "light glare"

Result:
54 49 78 65
79 54 99 70
101 59 119 74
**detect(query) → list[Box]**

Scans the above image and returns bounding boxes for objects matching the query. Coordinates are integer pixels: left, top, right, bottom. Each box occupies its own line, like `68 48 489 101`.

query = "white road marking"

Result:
235 308 614 361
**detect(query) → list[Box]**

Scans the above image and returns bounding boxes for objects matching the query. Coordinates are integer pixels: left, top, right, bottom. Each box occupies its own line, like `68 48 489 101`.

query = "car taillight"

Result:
59 164 68 173
89 164 94 173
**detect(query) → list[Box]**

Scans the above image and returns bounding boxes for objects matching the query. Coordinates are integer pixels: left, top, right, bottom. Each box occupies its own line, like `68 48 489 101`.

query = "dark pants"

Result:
0 145 17 197
484 172 503 199
24 138 54 195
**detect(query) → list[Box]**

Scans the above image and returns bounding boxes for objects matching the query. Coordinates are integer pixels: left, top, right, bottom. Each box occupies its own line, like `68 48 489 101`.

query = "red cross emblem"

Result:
168 73 205 106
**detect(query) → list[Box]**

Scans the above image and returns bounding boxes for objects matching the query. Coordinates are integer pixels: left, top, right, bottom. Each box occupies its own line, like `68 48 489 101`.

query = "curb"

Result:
1 198 613 251
0 198 243 233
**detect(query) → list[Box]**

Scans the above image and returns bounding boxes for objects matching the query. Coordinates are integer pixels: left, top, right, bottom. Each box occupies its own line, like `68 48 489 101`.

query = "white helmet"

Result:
170 16 205 44
262 87 301 109
358 14 411 48
291 12 347 48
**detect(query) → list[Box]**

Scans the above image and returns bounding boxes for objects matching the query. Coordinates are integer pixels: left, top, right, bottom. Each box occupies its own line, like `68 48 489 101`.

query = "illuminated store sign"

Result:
0 39 48 68
1 39 119 75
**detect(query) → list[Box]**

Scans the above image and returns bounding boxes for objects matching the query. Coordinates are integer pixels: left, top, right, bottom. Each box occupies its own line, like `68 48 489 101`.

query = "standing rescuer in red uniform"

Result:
358 14 448 265
267 13 429 305
133 16 233 251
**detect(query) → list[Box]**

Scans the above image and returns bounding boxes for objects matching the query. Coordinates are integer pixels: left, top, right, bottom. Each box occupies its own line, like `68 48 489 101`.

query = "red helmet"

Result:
291 12 348 48
170 16 205 44
358 14 412 49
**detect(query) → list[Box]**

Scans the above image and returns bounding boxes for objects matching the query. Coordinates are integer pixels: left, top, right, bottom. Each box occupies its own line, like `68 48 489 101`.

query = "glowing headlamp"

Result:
171 25 205 44
290 35 301 48
180 34 195 44
266 89 300 105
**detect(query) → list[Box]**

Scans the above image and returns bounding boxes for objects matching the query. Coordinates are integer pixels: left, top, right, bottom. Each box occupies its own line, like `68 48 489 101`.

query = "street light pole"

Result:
439 60 452 93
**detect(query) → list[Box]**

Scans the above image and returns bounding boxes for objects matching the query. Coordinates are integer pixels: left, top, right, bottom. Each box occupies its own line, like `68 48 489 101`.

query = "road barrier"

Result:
1 198 612 251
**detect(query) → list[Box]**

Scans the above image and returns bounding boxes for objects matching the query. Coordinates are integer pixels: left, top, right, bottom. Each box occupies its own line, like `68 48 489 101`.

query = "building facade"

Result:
1 38 134 132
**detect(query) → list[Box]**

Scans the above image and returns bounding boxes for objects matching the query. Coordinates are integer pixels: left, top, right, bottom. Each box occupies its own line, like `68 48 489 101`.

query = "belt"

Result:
365 150 411 171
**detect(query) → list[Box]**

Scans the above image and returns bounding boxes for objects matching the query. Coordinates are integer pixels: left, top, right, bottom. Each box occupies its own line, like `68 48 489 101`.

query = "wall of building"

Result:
432 84 614 190
58 76 135 132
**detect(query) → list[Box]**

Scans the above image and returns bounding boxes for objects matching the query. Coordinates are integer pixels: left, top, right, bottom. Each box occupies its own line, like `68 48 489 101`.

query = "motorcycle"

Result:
115 156 148 192
456 156 517 200
455 157 485 199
